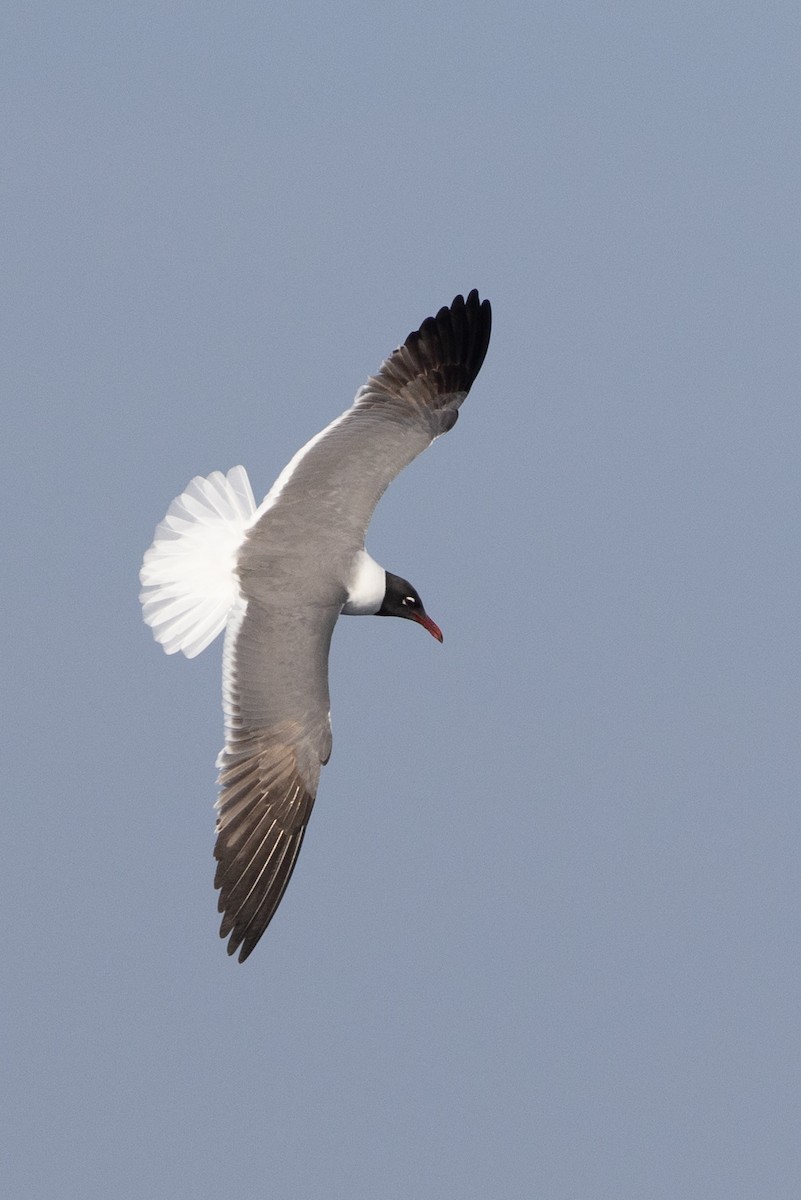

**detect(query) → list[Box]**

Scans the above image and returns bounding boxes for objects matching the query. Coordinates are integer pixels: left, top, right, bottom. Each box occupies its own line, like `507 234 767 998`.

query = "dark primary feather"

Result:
214 727 318 962
213 291 491 961
355 288 492 435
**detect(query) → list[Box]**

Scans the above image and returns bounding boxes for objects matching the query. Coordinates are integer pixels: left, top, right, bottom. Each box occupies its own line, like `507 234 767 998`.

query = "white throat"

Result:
342 550 386 616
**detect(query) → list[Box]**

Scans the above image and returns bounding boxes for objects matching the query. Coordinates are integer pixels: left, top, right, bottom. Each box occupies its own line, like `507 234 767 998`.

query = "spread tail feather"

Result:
140 466 256 658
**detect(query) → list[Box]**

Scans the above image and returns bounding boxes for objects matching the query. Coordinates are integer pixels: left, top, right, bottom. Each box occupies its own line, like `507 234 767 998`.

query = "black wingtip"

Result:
405 290 492 399
358 289 492 420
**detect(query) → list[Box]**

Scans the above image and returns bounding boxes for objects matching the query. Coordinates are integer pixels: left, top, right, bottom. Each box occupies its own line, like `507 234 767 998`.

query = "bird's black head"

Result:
377 572 443 642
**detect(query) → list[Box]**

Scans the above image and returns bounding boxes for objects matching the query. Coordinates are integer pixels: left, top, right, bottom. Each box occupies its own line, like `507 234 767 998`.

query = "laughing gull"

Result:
140 290 492 961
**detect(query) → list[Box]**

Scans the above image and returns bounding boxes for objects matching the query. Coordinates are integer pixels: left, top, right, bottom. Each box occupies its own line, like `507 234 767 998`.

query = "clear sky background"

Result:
5 3 800 1197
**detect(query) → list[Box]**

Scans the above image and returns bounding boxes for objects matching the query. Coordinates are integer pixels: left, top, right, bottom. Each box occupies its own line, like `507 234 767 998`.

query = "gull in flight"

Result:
140 290 492 960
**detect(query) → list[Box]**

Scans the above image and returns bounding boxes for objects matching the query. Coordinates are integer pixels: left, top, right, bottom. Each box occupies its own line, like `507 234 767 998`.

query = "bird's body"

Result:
140 290 491 960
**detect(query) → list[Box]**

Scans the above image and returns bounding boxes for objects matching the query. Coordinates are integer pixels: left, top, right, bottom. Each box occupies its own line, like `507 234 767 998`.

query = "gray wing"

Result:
253 290 492 556
213 598 338 962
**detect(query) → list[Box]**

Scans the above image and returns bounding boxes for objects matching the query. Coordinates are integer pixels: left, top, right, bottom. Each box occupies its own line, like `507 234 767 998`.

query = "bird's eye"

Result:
403 595 416 607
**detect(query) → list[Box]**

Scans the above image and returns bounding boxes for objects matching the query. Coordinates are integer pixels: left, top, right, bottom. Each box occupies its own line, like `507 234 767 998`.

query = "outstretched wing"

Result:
213 597 337 962
249 290 492 554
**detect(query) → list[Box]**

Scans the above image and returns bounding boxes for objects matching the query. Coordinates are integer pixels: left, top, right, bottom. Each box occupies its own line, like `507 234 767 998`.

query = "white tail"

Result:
140 466 257 658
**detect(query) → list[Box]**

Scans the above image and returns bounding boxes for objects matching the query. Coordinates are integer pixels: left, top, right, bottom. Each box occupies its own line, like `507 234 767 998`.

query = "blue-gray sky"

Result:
5 3 800 1197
